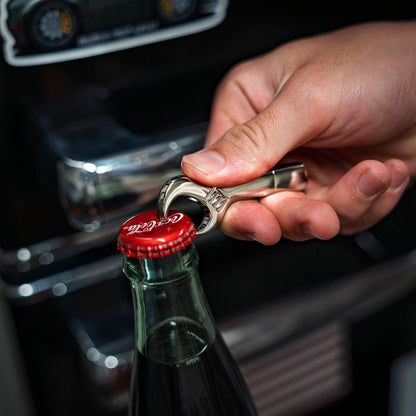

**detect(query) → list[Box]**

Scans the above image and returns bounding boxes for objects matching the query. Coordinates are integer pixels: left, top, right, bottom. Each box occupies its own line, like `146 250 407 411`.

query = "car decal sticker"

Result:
0 0 228 67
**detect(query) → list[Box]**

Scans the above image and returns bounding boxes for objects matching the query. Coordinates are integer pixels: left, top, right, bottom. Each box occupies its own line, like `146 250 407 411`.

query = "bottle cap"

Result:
117 210 196 258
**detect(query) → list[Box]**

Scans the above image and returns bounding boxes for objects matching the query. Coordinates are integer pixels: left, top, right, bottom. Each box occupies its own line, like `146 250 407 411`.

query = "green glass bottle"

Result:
118 210 257 416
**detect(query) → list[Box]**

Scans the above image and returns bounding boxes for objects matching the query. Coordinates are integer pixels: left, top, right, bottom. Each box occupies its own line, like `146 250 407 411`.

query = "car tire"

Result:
156 0 198 24
27 1 78 51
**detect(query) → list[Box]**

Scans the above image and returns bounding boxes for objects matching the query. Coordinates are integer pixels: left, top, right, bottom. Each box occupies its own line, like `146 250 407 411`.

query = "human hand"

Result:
181 21 416 244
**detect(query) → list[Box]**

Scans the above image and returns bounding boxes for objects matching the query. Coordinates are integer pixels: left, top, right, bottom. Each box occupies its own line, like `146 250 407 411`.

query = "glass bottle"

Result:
118 210 258 416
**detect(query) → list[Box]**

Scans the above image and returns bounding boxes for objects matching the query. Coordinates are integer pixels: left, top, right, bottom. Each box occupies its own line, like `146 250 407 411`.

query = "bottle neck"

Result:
123 244 216 364
123 243 199 285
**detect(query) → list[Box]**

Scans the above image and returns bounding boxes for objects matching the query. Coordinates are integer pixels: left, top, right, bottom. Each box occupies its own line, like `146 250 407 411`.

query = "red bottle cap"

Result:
117 210 196 258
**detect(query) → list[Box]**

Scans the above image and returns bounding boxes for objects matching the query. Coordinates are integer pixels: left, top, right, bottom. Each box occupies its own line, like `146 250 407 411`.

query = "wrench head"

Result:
157 175 218 235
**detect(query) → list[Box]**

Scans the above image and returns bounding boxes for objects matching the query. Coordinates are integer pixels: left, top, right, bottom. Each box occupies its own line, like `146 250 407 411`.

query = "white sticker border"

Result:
0 0 228 67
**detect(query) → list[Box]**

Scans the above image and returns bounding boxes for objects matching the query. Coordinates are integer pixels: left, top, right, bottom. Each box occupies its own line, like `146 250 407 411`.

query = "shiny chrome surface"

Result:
0 222 119 276
2 254 123 305
157 162 307 234
58 125 206 232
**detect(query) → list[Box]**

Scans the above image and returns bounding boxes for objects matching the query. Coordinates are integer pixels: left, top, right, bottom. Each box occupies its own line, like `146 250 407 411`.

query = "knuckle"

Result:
337 207 364 226
221 61 253 89
228 59 255 78
226 121 267 157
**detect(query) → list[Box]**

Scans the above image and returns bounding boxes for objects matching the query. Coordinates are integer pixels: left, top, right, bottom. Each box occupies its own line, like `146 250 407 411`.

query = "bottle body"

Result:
130 332 255 415
124 244 257 416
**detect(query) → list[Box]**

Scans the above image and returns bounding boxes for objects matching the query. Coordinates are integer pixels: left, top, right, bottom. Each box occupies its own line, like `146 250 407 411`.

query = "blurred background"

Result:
1 1 416 415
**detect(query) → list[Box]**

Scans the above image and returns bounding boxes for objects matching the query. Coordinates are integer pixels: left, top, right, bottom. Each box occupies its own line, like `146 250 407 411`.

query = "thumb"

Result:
182 90 316 187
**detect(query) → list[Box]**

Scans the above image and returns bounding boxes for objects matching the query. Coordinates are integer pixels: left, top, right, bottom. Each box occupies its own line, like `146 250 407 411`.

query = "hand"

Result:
181 21 416 244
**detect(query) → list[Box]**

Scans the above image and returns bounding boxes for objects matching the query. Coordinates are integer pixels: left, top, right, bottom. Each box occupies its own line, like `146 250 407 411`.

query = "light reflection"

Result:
18 284 34 297
104 356 119 369
96 165 112 174
39 252 54 265
86 348 101 362
17 248 31 262
52 283 67 297
169 141 178 151
84 162 97 173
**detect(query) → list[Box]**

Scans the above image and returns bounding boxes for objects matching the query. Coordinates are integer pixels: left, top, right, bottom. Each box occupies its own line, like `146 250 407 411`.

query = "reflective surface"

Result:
157 163 307 234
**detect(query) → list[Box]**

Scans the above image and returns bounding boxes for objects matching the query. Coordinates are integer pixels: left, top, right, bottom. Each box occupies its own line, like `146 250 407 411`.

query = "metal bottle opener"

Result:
157 162 308 235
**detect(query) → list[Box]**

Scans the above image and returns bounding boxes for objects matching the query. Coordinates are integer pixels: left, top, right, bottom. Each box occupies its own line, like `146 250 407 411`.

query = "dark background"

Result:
1 1 416 415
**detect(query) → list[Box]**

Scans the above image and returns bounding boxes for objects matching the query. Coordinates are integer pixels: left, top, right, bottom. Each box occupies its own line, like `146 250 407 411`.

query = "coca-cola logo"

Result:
125 213 184 234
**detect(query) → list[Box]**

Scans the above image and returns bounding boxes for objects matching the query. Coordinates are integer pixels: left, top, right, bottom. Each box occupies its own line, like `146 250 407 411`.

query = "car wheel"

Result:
27 2 78 51
156 0 198 24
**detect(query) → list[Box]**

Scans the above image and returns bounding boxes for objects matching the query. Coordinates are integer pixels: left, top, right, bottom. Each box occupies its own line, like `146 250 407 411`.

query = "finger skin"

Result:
220 200 282 245
260 192 340 241
182 21 416 243
308 160 391 230
339 159 410 234
219 160 409 244
220 194 340 244
183 22 416 187
205 58 278 146
307 159 410 235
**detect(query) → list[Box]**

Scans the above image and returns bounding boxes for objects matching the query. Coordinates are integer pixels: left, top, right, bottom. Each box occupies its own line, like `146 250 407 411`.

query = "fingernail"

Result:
301 223 318 238
390 166 408 191
246 233 265 244
182 149 226 175
356 171 388 198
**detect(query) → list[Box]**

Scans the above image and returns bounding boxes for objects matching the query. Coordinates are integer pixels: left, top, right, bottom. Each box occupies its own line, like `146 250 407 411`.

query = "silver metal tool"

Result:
157 162 308 235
